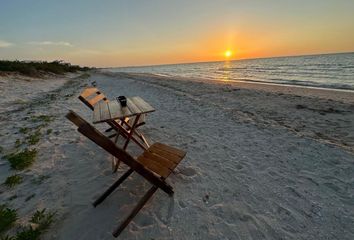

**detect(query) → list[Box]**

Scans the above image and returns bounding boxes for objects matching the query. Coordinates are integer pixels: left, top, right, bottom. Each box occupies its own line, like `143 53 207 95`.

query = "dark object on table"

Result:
117 96 127 107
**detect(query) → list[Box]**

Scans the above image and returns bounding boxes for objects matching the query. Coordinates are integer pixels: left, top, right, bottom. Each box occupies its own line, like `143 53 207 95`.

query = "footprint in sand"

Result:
135 213 155 228
235 164 243 170
179 167 198 177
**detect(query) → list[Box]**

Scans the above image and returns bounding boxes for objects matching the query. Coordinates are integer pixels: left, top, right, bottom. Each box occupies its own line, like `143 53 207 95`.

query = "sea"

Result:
108 52 354 91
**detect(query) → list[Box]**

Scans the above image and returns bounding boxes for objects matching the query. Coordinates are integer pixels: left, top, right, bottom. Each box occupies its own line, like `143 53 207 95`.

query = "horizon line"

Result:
103 50 354 69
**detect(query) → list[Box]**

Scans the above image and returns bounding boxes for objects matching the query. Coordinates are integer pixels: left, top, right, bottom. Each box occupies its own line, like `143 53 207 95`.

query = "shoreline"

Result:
103 71 354 104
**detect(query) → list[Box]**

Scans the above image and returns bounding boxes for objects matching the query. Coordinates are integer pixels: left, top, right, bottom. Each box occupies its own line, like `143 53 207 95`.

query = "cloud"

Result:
28 41 73 47
0 40 14 48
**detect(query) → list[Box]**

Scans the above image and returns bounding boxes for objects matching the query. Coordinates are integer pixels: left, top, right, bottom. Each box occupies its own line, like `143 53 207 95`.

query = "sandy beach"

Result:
1 71 354 239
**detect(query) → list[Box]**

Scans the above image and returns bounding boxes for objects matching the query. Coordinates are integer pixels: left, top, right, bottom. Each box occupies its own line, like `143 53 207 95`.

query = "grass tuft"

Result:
19 127 30 134
4 175 23 188
26 131 41 145
30 209 56 232
0 205 17 234
14 139 22 148
30 115 53 123
5 148 37 170
13 227 41 240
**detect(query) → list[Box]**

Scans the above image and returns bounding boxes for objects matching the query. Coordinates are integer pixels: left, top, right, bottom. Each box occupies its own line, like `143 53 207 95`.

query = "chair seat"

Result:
138 143 186 178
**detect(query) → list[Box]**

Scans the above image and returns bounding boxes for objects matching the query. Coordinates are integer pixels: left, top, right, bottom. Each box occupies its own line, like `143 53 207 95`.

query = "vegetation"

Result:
30 115 53 123
5 148 37 170
0 205 17 234
26 131 41 145
30 209 56 231
4 175 23 188
12 227 41 240
14 139 22 149
0 208 56 240
0 60 90 76
19 127 30 134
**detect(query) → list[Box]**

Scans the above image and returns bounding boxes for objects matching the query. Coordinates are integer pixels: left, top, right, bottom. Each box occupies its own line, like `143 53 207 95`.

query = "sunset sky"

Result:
1 0 353 67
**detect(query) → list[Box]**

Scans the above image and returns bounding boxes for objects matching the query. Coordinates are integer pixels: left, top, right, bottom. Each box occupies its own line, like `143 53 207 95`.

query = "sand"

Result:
1 71 354 239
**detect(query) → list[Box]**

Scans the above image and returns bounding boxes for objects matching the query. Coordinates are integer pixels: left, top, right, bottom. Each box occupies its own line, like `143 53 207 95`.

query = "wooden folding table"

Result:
92 96 155 152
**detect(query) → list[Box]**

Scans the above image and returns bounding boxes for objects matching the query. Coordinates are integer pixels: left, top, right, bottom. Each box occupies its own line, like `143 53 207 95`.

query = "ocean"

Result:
108 52 354 91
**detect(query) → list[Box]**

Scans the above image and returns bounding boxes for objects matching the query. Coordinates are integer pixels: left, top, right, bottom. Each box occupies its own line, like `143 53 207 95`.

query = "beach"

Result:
1 71 354 239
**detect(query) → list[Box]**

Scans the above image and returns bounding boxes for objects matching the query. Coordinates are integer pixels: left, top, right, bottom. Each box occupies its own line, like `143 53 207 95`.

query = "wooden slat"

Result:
152 143 186 158
100 101 111 122
130 97 155 113
126 98 142 115
148 146 183 164
88 94 105 107
80 87 99 98
142 151 177 170
93 102 101 123
108 101 122 119
138 155 171 178
121 104 132 118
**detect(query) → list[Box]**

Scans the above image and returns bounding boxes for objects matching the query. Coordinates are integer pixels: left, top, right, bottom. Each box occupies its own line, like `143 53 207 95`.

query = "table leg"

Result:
123 114 141 150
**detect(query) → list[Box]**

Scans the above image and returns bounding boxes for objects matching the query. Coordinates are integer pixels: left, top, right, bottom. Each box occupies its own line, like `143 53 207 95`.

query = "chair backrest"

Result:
65 110 173 194
78 87 109 111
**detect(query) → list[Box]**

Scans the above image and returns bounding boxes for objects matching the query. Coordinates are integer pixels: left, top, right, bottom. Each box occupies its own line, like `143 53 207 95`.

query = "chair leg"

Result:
105 127 114 132
112 186 158 237
113 134 121 173
93 169 134 207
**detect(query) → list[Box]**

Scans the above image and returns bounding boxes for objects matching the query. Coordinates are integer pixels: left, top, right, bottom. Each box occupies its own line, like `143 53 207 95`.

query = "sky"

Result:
0 0 354 67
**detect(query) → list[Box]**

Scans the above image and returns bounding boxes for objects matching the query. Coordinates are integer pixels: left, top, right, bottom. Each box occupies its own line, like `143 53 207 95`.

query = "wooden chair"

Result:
66 110 186 237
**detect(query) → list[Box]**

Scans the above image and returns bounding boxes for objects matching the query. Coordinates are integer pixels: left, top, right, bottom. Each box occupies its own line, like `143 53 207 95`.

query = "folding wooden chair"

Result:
66 110 186 237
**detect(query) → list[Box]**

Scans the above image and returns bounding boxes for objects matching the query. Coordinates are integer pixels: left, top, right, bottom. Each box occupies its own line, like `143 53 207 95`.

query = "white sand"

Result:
1 71 354 239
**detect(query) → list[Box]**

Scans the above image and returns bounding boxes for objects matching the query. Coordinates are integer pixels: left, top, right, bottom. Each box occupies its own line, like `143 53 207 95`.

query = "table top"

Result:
93 96 155 124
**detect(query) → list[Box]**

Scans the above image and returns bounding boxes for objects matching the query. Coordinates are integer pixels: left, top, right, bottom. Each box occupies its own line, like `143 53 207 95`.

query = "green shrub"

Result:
0 205 17 234
30 209 56 231
5 148 37 170
4 175 23 188
0 60 90 76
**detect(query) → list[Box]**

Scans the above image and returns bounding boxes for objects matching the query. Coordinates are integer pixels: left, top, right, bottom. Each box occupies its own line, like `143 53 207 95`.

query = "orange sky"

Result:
1 0 354 67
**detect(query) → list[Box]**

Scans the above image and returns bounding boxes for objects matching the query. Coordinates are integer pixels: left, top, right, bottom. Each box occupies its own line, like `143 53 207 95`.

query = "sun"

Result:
224 50 232 58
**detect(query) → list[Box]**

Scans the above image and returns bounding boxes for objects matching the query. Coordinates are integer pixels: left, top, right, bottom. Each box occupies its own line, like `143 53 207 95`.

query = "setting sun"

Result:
224 50 232 58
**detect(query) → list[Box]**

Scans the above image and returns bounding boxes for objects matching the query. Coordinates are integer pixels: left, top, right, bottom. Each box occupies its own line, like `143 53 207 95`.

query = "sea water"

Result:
109 52 354 90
